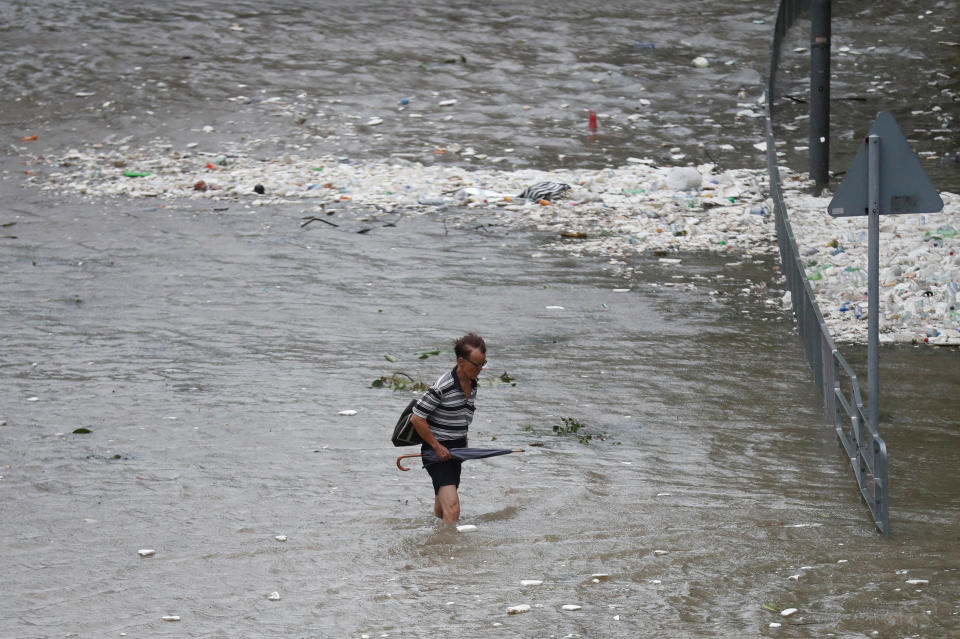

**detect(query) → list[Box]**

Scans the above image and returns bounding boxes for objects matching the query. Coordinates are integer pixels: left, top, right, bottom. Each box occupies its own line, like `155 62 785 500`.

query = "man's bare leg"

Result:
434 485 460 523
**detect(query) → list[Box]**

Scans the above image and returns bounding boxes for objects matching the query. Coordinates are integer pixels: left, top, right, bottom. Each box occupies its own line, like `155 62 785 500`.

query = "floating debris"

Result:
275 535 287 542
337 409 358 416
517 181 571 201
161 615 180 622
520 580 543 586
780 607 798 617
456 524 477 532
507 604 531 615
562 604 582 611
267 592 281 601
906 579 930 585
137 549 156 557
24 142 960 346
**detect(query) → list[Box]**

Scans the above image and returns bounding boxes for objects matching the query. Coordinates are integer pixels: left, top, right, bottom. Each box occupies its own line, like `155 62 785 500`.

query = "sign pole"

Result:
867 134 880 431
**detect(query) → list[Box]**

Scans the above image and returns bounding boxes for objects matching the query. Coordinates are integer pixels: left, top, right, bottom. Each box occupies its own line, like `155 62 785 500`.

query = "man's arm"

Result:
410 414 451 461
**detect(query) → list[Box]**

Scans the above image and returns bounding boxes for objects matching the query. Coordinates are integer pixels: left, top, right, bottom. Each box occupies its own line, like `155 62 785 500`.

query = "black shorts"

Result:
423 437 466 494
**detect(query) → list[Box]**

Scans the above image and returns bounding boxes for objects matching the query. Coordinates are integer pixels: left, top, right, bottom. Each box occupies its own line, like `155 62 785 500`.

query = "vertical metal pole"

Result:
867 135 880 432
810 0 831 190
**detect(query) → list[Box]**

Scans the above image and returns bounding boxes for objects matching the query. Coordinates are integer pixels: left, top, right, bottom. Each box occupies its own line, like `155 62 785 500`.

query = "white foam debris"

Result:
161 615 180 622
906 579 930 585
666 167 702 191
520 580 543 586
507 604 531 615
653 549 670 556
26 144 959 345
562 604 583 611
770 622 782 628
591 573 610 582
780 607 798 617
788 574 801 581
337 409 358 416
275 535 287 542
456 524 477 532
137 549 156 557
267 591 281 601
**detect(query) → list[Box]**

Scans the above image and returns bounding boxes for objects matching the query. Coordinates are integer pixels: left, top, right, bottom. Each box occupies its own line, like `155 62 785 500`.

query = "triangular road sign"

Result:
829 111 944 217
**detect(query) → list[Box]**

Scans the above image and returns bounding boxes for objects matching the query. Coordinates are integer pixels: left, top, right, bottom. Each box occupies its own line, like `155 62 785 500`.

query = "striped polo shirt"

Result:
412 367 477 442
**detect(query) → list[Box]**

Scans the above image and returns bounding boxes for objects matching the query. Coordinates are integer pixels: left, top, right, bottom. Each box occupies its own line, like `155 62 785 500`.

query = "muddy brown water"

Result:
2 177 958 637
1 1 958 637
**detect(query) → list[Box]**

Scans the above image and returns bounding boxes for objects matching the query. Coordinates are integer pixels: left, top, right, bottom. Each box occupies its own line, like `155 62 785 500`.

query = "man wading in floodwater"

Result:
409 333 486 523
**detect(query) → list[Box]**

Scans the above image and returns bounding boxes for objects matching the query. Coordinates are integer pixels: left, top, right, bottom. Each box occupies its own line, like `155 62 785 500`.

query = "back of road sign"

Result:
828 111 944 217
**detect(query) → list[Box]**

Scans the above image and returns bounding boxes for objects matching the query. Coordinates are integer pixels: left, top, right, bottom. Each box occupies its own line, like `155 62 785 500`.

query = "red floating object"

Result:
588 110 598 131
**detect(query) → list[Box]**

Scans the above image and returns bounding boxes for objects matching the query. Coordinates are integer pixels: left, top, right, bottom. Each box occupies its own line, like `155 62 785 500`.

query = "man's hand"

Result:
433 443 452 462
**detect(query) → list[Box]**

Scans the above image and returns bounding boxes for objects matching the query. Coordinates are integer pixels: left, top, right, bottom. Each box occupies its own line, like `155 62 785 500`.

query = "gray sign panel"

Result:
828 111 943 217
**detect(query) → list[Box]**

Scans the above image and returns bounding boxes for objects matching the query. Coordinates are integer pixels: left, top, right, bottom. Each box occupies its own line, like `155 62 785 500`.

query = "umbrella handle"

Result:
396 453 421 471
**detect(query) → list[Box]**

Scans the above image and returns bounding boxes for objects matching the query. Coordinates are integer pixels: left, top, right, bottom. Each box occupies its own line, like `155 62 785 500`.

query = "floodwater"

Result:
1 1 958 637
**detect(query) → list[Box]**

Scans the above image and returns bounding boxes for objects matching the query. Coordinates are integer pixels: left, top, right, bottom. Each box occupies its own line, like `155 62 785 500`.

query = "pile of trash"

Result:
25 140 960 345
782 179 960 346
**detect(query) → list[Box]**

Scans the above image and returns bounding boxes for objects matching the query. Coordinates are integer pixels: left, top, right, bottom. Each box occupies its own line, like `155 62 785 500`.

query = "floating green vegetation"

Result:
415 348 444 359
553 416 599 444
521 418 610 446
371 372 429 392
477 371 517 388
72 427 92 434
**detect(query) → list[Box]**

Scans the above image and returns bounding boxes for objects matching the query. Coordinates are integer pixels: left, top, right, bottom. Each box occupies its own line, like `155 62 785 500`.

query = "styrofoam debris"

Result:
562 604 582 611
161 615 180 622
520 580 543 586
267 591 281 601
780 608 798 617
666 167 702 191
456 524 477 532
770 622 782 628
275 535 287 542
138 549 156 557
337 409 358 416
906 579 930 585
507 604 531 615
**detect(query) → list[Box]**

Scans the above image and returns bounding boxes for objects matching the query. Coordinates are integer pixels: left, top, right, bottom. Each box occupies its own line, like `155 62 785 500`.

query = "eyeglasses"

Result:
463 356 487 369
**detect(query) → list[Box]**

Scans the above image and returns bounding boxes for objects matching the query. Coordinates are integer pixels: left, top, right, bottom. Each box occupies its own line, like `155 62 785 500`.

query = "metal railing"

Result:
765 0 889 536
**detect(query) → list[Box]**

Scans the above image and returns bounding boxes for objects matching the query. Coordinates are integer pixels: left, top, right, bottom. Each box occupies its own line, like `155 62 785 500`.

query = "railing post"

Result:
821 338 836 418
809 0 831 191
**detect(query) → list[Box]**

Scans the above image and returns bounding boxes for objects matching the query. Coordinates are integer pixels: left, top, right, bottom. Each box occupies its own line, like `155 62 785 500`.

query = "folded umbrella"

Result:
396 447 523 471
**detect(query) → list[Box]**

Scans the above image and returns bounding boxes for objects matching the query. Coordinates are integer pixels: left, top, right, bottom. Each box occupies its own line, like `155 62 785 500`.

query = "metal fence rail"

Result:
764 0 889 535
